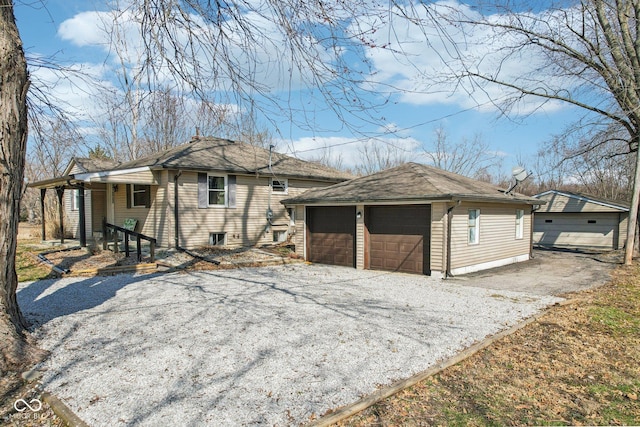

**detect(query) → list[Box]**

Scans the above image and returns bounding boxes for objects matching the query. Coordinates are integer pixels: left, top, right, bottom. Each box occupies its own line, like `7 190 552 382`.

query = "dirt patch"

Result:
0 374 65 427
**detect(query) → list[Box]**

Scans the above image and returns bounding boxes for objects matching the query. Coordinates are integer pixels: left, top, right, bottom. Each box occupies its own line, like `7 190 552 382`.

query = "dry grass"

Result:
337 265 640 426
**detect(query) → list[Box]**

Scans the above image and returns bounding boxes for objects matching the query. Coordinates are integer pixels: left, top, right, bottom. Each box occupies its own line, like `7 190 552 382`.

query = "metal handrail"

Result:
102 219 156 262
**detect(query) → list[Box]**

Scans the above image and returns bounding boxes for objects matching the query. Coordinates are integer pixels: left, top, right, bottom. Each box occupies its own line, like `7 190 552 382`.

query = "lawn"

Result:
337 264 640 426
15 241 53 282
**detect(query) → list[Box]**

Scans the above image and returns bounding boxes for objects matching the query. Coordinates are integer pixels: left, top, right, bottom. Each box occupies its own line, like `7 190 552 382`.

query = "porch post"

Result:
78 183 87 247
56 187 64 244
40 188 46 241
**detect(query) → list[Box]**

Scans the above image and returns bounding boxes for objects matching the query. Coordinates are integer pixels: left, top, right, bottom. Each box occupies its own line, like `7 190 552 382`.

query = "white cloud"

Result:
58 11 111 47
281 135 425 170
356 1 576 116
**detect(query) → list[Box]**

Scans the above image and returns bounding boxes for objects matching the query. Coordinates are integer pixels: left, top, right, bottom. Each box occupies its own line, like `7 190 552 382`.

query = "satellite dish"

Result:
512 166 528 182
506 166 530 194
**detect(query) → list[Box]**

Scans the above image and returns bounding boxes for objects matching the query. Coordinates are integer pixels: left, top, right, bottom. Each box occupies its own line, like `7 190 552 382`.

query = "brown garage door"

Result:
307 206 355 267
366 205 430 275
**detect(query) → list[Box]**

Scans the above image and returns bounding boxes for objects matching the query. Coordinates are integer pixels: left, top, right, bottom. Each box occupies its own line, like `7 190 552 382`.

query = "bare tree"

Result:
540 122 634 201
0 0 395 368
355 139 408 175
0 0 44 374
423 125 501 179
426 1 640 263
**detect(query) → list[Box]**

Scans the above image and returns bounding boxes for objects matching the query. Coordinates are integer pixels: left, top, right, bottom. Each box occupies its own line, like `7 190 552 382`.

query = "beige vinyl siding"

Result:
174 172 335 249
430 202 447 274
450 202 531 271
290 205 305 257
537 193 624 213
65 188 92 238
69 163 84 175
356 204 365 269
113 182 161 243
90 187 106 235
619 213 629 249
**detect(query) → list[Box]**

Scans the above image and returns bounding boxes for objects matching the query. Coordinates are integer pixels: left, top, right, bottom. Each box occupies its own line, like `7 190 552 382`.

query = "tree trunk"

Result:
624 138 640 265
0 0 36 374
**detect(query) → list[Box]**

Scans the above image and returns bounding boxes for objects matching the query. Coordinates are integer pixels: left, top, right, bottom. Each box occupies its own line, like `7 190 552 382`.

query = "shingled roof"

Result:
112 137 352 182
282 162 541 205
73 157 120 173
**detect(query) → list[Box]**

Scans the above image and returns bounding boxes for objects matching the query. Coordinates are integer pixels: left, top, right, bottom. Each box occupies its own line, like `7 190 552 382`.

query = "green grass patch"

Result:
589 305 640 335
16 243 52 282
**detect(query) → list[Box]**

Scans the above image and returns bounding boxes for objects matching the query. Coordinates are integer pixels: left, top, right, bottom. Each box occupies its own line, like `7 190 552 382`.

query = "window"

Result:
545 219 553 223
70 189 79 211
515 209 524 239
468 209 480 244
130 184 147 207
209 233 226 246
208 175 227 206
273 230 287 243
271 179 288 194
588 219 597 224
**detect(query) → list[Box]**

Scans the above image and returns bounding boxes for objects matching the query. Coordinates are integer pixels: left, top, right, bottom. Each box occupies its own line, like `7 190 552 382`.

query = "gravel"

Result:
18 264 562 426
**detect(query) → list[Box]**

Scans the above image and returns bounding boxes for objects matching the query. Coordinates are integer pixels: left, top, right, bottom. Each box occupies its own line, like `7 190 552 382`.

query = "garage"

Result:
366 205 430 275
534 212 622 249
306 206 355 267
533 190 629 250
284 163 542 277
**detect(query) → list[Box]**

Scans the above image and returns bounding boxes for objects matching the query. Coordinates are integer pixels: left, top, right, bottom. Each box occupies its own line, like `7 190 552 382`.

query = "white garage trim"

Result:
450 254 530 276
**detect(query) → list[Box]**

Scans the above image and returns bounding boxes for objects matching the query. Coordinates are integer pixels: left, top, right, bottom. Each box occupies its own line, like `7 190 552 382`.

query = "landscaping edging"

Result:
307 299 575 427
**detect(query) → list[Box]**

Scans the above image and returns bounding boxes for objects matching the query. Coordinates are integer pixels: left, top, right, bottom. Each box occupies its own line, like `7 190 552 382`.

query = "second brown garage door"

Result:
366 205 430 275
307 206 355 267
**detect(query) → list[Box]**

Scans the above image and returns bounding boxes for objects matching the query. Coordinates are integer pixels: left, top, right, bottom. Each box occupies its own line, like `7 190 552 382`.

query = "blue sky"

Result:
15 0 580 175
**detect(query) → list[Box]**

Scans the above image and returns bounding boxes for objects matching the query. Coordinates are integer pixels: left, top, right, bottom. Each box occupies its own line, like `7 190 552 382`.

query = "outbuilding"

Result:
533 190 629 250
282 162 542 277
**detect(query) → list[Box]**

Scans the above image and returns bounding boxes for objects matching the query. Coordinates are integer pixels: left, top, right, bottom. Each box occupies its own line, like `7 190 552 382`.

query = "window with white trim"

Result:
468 209 480 244
515 209 524 239
209 232 226 246
208 175 227 206
273 230 287 243
131 184 147 207
271 179 288 194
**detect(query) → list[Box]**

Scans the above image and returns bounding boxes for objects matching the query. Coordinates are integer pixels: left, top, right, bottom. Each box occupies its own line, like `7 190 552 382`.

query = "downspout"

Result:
445 200 461 278
530 203 541 259
174 170 182 249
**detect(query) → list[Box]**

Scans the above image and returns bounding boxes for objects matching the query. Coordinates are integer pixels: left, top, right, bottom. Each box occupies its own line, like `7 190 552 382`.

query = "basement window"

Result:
209 232 226 246
273 230 287 243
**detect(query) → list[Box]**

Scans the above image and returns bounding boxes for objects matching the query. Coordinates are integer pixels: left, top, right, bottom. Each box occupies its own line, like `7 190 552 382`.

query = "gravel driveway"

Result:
19 261 569 426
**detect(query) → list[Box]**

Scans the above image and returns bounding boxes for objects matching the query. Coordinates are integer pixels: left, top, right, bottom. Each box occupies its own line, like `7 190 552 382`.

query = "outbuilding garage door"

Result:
534 212 620 249
307 206 355 267
366 205 430 275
